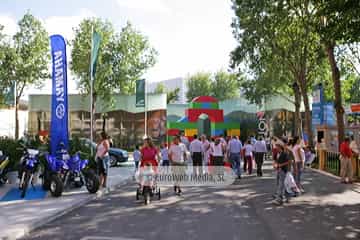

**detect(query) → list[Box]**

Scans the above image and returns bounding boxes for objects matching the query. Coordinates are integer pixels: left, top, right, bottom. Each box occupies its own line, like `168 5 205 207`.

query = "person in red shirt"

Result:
140 137 159 170
340 137 353 184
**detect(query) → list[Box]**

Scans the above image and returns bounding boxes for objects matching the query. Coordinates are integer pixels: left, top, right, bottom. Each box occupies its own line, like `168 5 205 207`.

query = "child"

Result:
140 162 155 188
133 145 141 171
160 142 169 166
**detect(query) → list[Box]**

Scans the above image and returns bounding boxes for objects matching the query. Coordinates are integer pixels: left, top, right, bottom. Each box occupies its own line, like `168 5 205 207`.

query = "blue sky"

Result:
0 0 236 95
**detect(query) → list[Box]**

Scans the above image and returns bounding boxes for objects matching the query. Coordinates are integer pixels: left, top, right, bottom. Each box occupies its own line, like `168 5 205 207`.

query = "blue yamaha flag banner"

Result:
50 35 69 155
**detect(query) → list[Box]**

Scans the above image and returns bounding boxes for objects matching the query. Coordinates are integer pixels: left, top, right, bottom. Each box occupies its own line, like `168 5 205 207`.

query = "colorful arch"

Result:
167 96 241 139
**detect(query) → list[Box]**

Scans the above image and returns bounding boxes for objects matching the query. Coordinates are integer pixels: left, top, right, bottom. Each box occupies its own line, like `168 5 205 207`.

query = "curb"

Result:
8 176 133 240
308 167 360 193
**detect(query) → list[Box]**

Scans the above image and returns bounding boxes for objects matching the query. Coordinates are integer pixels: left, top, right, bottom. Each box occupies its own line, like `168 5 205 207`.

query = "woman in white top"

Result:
96 132 110 188
211 138 225 167
243 140 254 175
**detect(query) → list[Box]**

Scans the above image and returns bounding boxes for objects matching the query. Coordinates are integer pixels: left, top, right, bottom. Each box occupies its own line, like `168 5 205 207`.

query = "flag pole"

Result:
90 26 94 156
144 79 147 138
14 81 17 139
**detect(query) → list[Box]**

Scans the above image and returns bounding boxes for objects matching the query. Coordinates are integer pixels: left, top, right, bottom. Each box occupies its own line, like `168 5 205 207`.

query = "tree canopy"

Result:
0 13 50 138
153 82 180 104
71 19 158 105
186 70 240 102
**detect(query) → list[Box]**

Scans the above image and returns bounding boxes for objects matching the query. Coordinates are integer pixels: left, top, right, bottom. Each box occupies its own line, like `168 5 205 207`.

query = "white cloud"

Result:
0 10 96 97
116 0 170 14
0 14 17 37
44 8 95 42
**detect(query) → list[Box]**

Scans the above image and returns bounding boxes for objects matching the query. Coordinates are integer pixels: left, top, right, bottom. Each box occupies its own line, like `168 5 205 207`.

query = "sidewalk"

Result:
0 166 134 240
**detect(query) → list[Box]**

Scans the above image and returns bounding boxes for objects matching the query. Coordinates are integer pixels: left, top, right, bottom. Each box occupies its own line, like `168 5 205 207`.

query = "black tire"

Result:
144 186 151 205
21 171 30 198
110 155 117 167
42 170 51 191
49 174 63 197
85 170 100 194
136 188 140 200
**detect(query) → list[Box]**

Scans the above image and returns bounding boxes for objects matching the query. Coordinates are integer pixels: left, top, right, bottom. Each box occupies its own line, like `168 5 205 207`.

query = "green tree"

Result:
71 19 157 136
111 22 158 95
153 83 166 94
313 0 360 144
231 0 327 146
186 72 212 101
0 14 50 139
153 82 180 104
211 70 240 101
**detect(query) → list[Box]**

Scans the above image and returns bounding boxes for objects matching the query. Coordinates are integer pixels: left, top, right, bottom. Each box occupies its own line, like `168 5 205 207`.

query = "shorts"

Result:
97 155 110 176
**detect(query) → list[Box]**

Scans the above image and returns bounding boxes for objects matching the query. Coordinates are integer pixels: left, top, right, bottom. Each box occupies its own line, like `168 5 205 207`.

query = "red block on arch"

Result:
186 109 224 122
167 129 180 136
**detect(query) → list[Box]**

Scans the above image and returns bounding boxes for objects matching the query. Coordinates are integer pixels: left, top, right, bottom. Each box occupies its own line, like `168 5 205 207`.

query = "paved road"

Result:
22 162 360 240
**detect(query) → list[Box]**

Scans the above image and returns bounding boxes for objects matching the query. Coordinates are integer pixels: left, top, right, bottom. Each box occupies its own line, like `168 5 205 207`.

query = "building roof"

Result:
28 93 167 113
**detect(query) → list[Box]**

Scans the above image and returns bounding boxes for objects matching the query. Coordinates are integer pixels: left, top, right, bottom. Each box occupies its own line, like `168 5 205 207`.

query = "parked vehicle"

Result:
19 147 41 198
43 150 100 197
80 138 129 167
0 151 10 185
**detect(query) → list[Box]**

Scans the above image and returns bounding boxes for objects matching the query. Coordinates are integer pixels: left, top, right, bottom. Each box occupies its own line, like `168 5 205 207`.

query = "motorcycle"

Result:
0 151 10 185
43 151 100 197
19 147 40 198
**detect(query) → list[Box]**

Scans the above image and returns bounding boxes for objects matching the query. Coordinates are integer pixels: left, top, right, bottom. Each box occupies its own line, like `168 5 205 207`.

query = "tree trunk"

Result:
297 73 314 148
326 43 345 147
293 83 302 137
102 115 106 132
15 98 20 140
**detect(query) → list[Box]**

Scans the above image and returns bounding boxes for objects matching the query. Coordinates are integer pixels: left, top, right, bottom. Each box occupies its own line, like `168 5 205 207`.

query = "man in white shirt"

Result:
254 136 267 177
169 135 187 195
228 136 242 179
190 134 203 175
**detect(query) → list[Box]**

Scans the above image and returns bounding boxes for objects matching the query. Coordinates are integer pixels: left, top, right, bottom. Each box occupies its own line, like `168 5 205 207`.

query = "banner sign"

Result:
312 84 324 126
256 111 267 136
136 79 145 107
50 35 69 155
323 103 336 126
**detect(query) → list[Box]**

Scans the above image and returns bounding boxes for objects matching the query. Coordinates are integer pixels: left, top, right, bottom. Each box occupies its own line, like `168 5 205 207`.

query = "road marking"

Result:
80 237 142 240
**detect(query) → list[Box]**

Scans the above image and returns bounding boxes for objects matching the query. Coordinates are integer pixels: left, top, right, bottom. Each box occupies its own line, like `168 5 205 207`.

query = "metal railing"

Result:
324 151 341 176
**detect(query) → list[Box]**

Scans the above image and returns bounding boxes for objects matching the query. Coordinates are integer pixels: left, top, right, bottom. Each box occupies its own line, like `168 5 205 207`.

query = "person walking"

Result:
140 137 159 169
201 135 211 169
190 134 203 175
180 131 190 151
254 137 267 177
133 145 141 171
244 140 254 175
272 143 290 205
292 136 305 192
340 137 353 184
96 131 110 189
169 135 187 195
210 138 225 174
160 142 169 166
228 136 242 179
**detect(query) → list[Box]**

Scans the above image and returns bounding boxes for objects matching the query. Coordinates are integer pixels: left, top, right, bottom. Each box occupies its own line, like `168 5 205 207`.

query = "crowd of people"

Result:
97 130 358 206
132 132 275 196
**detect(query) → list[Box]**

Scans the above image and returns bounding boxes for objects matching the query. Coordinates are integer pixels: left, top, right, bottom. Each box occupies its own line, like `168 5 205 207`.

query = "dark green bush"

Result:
0 138 23 171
